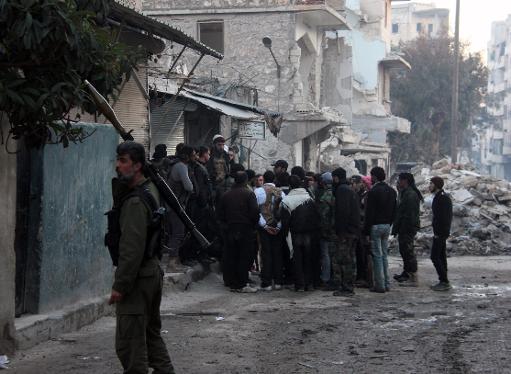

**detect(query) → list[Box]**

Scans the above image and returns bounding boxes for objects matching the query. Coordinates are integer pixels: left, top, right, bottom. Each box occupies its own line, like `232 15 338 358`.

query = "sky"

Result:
414 0 511 56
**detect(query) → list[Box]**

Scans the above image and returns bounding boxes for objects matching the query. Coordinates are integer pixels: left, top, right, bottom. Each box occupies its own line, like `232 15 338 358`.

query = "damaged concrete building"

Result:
320 0 411 174
143 0 411 174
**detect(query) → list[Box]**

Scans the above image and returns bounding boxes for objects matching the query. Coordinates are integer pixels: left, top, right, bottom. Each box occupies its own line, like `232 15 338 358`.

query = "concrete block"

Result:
163 262 212 292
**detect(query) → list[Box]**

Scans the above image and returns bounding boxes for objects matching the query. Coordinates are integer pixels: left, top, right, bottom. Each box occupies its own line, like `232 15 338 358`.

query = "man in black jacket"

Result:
392 173 422 287
364 167 397 293
331 168 360 296
429 176 453 291
217 171 260 293
281 175 321 292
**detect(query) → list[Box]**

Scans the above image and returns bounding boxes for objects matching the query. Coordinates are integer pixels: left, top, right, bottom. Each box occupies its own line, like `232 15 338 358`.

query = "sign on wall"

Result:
238 120 266 140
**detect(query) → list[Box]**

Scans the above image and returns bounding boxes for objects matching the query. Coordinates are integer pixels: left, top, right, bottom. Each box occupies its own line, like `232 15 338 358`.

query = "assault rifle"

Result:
85 80 211 250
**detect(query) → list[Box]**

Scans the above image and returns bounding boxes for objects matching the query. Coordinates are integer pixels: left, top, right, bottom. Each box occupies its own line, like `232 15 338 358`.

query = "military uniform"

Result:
113 177 174 374
331 236 357 291
333 181 361 293
317 186 337 284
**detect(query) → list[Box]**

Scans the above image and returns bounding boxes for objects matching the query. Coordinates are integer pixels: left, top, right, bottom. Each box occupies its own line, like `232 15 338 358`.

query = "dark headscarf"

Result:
399 172 423 202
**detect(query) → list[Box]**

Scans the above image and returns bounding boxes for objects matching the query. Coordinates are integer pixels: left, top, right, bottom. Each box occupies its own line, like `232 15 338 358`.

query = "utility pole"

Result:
450 0 461 163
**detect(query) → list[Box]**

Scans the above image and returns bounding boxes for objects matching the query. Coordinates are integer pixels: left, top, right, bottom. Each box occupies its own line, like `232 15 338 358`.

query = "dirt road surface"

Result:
9 256 511 373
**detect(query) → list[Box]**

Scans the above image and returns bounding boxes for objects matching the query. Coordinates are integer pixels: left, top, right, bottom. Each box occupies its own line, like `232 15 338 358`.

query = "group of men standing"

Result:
108 137 454 373
215 156 454 297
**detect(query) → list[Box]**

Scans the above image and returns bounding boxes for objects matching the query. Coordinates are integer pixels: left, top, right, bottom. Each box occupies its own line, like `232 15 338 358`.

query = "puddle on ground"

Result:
379 316 439 331
452 283 511 301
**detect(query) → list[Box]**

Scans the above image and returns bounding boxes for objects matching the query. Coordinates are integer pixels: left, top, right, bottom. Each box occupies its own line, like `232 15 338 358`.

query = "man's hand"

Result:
109 289 123 305
265 226 278 235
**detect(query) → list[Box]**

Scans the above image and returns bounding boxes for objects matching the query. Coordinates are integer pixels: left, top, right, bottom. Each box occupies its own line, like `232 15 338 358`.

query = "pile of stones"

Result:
393 159 511 256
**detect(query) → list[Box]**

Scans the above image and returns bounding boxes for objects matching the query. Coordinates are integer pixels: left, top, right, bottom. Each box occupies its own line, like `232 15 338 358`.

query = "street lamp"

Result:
262 37 281 110
451 0 460 163
262 37 281 79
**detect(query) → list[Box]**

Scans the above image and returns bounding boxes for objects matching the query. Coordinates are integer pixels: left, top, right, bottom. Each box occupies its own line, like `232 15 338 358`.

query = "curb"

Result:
15 261 212 351
15 297 112 351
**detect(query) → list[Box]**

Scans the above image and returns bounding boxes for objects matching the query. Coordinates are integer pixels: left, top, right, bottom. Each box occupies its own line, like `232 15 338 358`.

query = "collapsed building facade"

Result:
321 0 411 174
143 0 411 174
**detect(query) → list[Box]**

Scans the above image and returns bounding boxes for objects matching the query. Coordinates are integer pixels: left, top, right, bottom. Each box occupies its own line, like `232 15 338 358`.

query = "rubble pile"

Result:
398 159 511 256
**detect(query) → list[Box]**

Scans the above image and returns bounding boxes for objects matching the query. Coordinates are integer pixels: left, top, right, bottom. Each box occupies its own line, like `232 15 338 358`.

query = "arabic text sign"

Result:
238 121 265 140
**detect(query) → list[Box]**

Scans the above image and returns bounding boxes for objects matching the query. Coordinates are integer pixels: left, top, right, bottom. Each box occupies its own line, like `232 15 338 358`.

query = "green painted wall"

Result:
37 123 118 313
0 116 17 354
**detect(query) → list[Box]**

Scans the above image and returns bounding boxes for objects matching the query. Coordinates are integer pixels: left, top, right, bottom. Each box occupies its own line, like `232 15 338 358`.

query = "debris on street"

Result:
0 355 9 370
394 159 511 256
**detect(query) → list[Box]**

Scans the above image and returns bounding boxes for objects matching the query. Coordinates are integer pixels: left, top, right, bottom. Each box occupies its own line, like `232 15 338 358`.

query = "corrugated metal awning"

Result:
149 79 270 120
184 88 281 118
109 1 223 59
180 90 260 120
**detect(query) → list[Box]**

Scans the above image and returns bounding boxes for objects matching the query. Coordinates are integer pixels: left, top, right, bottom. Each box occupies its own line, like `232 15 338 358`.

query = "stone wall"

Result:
154 12 298 172
321 37 353 123
143 0 329 10
0 115 16 355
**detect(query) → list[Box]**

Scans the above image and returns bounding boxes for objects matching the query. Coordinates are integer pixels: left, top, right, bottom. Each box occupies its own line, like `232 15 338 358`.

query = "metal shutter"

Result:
150 96 187 156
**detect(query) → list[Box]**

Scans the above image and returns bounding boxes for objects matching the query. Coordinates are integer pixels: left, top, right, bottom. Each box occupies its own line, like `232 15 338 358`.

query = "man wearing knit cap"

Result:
428 176 453 291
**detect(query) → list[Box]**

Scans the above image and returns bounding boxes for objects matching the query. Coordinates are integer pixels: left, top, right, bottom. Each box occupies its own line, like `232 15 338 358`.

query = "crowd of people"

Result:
152 134 454 296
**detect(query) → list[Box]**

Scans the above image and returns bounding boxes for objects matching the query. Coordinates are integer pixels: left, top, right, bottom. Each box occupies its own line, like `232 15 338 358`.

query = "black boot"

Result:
394 271 409 283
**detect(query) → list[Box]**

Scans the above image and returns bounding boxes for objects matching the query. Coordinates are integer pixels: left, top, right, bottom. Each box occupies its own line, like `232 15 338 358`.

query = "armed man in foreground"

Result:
108 141 174 374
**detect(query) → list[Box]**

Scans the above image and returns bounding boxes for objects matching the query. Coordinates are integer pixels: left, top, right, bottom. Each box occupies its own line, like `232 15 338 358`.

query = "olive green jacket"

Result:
317 186 337 241
112 177 160 296
392 186 420 236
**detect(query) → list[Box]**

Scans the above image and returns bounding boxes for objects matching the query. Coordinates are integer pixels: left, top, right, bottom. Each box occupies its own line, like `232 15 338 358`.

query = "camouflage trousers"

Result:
329 235 357 292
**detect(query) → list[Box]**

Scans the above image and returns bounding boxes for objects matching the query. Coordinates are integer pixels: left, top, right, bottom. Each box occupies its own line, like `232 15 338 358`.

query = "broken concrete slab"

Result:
451 189 474 205
432 159 449 169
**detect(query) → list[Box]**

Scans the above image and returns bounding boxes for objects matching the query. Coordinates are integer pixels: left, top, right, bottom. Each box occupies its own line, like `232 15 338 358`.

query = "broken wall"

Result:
359 0 391 44
0 115 16 354
321 37 353 124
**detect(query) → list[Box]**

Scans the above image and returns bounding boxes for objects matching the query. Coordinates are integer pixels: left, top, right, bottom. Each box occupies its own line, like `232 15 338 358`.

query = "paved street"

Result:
10 256 511 374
